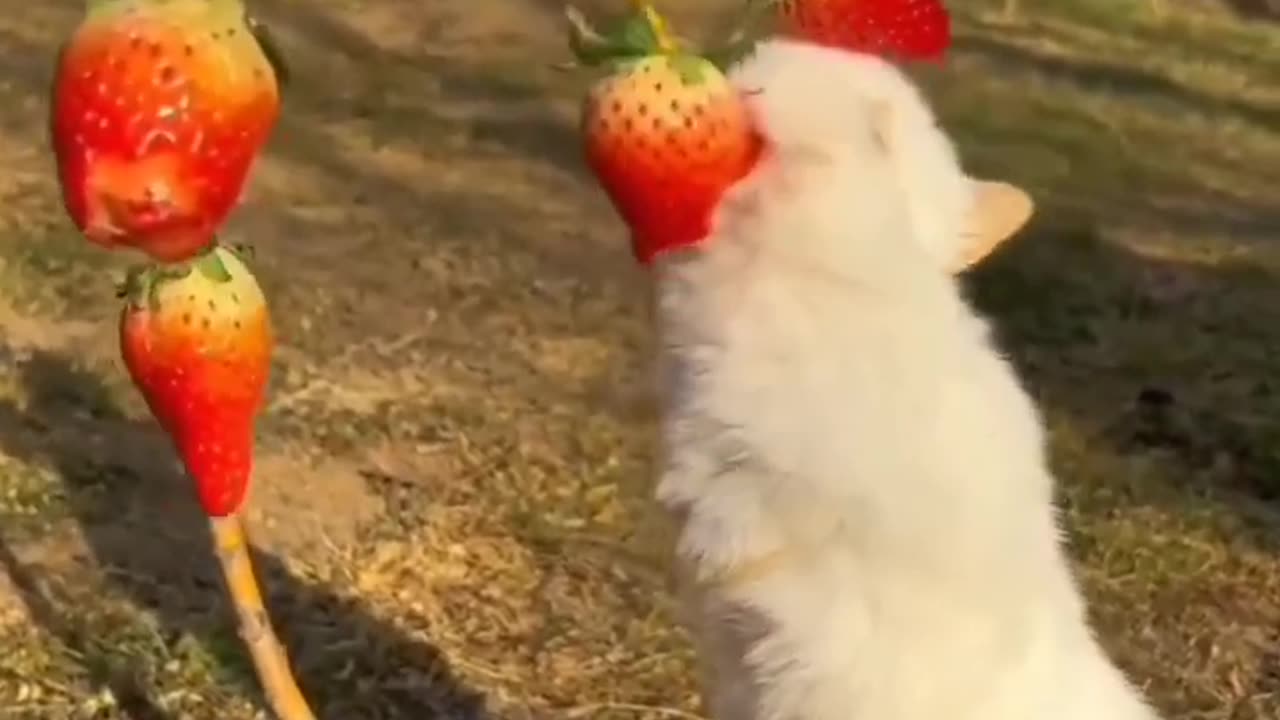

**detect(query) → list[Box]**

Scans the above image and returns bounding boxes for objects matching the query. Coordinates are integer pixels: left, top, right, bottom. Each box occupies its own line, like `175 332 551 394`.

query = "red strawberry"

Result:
776 0 952 62
51 0 283 263
570 6 764 264
119 245 272 517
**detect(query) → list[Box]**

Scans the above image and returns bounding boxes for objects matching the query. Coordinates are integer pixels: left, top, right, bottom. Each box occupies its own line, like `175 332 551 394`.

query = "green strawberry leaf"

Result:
614 10 663 54
565 3 679 67
668 53 713 86
194 249 232 283
567 7 634 66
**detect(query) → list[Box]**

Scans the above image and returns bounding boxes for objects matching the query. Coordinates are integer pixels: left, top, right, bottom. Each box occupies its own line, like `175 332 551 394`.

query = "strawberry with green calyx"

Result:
118 244 272 517
51 0 283 263
772 0 952 62
120 247 318 720
566 2 765 265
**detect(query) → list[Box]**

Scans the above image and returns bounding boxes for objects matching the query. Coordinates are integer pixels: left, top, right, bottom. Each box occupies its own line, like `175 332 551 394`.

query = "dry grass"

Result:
0 0 1278 718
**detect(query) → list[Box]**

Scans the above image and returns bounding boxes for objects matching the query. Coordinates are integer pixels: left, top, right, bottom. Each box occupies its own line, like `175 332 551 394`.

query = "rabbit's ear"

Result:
951 180 1034 273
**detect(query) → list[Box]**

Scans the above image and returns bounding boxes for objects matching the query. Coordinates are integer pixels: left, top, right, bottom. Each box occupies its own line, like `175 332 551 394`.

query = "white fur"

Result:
649 39 1162 720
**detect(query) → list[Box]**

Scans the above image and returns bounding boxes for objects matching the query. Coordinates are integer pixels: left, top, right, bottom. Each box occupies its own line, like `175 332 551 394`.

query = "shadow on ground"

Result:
0 534 170 720
968 207 1280 539
0 350 491 720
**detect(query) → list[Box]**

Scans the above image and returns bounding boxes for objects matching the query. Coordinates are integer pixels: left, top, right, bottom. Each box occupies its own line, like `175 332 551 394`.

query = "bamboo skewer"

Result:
210 513 317 720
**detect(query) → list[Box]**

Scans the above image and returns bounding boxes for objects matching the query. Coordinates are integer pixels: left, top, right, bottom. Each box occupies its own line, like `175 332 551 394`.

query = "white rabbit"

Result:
648 38 1163 720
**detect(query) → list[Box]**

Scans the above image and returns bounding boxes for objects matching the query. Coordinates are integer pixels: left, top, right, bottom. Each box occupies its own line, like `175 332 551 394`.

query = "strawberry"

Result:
51 0 283 263
775 0 952 62
568 5 764 265
119 245 272 517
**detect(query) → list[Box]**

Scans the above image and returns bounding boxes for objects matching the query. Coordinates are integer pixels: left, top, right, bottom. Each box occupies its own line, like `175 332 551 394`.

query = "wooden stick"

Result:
210 513 317 720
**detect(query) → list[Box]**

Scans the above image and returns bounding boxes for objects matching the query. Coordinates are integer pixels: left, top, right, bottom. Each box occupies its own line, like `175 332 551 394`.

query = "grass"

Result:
0 0 1278 718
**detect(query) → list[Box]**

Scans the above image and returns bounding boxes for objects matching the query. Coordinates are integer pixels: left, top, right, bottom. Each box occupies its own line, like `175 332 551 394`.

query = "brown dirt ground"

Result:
0 0 1278 719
